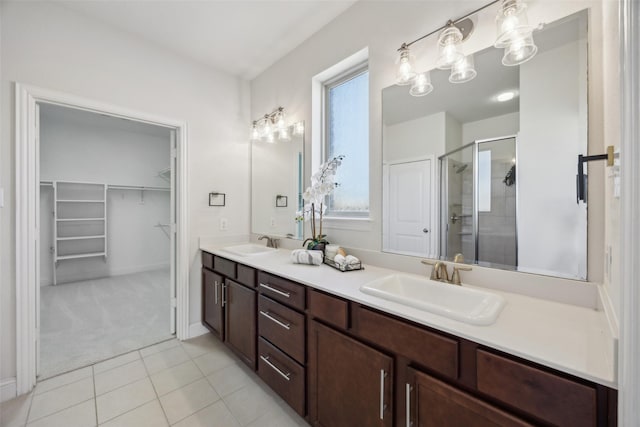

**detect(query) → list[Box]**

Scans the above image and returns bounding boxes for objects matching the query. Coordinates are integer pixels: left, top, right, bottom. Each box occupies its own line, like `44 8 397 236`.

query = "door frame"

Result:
15 83 190 395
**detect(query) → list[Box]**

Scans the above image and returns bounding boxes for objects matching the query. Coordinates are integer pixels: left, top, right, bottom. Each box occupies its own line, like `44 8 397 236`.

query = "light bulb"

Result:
395 46 417 86
449 54 477 83
250 122 260 141
276 110 286 131
409 72 433 97
263 120 272 138
293 122 304 136
279 127 291 141
502 33 537 65
436 26 464 70
495 0 535 48
265 132 275 143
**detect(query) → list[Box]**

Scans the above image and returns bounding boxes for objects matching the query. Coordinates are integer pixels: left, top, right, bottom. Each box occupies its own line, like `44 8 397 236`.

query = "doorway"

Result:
37 104 177 378
15 84 189 393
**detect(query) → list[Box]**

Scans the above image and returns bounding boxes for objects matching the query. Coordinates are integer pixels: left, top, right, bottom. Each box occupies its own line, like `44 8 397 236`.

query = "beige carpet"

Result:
39 268 174 379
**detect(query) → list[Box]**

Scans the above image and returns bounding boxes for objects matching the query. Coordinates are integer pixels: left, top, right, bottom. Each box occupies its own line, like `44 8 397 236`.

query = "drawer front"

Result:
355 306 459 379
213 256 236 279
258 337 305 416
202 251 214 270
476 349 597 427
307 289 349 330
258 272 305 310
236 264 257 288
258 296 305 364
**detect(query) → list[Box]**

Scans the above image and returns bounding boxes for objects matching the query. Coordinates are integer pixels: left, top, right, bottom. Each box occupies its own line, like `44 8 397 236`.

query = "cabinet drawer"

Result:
202 251 214 270
355 306 458 379
213 256 236 278
258 296 305 364
476 349 597 427
258 337 305 416
258 272 305 310
236 264 256 288
307 289 349 330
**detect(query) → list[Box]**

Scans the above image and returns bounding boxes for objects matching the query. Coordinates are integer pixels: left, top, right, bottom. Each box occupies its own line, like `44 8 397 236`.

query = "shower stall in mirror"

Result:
440 136 517 269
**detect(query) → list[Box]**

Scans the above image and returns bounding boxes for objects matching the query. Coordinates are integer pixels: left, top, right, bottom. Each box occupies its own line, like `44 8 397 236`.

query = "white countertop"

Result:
200 243 617 388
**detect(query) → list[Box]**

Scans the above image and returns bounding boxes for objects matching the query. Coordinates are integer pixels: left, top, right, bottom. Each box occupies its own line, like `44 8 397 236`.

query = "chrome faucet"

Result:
258 235 279 248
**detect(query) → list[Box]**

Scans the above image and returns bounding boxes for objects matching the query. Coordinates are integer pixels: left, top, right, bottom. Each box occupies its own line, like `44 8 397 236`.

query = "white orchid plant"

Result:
296 155 344 249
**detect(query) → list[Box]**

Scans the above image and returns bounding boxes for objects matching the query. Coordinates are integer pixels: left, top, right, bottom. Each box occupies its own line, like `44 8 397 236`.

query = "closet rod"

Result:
107 185 170 192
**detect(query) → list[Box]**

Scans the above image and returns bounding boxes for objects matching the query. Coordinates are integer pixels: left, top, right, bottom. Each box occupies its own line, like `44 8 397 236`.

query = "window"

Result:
324 66 369 217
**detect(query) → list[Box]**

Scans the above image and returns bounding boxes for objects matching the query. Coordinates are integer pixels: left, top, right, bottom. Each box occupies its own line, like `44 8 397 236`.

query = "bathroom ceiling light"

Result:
495 91 516 102
395 44 417 86
409 72 434 97
449 54 477 83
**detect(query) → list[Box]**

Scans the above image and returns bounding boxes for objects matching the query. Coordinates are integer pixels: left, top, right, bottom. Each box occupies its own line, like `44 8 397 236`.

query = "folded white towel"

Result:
333 254 346 266
345 255 360 265
291 249 323 265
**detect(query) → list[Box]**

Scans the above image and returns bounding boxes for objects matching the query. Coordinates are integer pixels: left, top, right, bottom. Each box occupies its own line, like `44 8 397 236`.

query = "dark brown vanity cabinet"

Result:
308 320 393 427
256 271 307 416
201 253 257 369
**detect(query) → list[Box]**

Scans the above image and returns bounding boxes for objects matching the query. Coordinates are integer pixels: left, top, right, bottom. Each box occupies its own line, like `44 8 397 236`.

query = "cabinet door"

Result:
202 268 224 340
408 368 533 427
225 280 256 369
308 320 393 427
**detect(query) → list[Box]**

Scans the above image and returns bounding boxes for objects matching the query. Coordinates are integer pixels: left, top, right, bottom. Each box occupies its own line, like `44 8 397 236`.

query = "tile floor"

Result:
0 335 308 427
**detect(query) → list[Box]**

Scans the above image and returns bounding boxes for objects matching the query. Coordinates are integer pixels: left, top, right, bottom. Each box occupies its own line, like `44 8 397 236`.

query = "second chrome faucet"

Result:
422 254 472 286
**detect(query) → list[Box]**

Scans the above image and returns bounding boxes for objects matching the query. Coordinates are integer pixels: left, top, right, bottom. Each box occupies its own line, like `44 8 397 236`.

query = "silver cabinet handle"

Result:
260 355 291 381
221 283 227 307
259 283 290 298
380 369 387 420
259 310 291 330
214 280 219 305
406 383 412 427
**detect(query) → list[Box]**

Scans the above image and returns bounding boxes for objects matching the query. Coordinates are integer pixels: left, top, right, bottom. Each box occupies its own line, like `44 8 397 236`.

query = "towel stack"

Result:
290 249 323 265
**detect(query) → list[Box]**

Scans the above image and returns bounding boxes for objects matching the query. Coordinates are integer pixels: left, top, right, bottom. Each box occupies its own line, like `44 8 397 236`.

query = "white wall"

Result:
1 2 250 385
518 39 588 280
39 108 171 285
462 112 520 144
383 112 446 163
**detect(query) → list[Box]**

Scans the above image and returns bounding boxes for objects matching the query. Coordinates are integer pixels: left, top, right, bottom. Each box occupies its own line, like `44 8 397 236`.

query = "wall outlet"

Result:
219 218 228 231
270 217 276 227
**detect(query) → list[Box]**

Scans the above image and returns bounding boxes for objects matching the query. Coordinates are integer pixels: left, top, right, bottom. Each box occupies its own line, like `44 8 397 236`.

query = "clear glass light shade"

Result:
436 26 465 70
449 54 477 83
395 47 417 86
502 33 538 65
250 123 260 141
293 121 304 136
495 0 534 48
276 111 286 131
262 120 272 138
265 132 275 143
279 127 291 141
409 72 433 97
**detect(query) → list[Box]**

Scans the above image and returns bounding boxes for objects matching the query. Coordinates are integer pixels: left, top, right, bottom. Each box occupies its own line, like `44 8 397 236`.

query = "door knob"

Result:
423 228 429 233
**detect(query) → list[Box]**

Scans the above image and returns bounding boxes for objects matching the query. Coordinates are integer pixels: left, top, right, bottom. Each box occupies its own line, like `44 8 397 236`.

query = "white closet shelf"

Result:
57 235 105 241
57 217 105 221
57 199 105 203
56 252 106 261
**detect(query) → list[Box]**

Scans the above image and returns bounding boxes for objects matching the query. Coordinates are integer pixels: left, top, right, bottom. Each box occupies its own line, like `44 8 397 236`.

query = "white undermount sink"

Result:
222 244 277 256
360 274 506 326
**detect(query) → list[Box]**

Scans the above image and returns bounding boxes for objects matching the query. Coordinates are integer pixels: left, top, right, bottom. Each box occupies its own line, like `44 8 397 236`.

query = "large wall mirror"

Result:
383 10 590 280
251 124 304 240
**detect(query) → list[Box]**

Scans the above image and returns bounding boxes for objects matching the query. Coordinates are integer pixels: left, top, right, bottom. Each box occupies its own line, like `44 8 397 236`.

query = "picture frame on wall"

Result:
209 192 225 206
276 195 288 207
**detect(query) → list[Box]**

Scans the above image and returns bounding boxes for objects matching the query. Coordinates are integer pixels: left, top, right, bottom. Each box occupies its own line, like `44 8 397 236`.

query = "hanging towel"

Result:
290 249 323 266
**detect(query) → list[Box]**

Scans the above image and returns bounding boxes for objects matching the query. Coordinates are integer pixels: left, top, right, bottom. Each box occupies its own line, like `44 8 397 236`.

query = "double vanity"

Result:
200 242 617 427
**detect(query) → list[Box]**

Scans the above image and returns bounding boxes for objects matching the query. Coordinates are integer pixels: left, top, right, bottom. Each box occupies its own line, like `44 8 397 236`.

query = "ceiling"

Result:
59 0 357 80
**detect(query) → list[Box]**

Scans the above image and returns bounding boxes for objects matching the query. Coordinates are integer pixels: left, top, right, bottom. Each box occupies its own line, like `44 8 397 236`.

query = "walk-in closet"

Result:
38 104 175 378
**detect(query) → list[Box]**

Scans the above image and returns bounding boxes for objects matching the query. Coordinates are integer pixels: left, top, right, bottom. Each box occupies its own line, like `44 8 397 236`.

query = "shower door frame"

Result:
439 134 518 267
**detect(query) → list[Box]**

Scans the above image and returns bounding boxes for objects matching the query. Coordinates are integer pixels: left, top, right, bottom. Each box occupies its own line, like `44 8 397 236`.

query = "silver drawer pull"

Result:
259 310 291 330
380 369 387 420
406 383 412 427
259 283 291 298
260 355 291 381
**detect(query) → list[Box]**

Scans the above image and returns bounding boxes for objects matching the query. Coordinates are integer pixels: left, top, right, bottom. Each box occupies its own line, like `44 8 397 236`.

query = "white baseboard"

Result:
189 322 209 339
41 262 170 286
0 378 17 403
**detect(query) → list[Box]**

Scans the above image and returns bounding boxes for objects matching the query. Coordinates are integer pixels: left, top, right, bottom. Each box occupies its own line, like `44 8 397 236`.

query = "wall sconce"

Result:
394 0 538 96
250 107 290 142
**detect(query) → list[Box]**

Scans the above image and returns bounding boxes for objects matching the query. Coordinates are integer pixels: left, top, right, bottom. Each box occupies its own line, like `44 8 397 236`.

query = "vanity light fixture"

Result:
494 0 538 65
250 107 290 142
394 0 540 96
